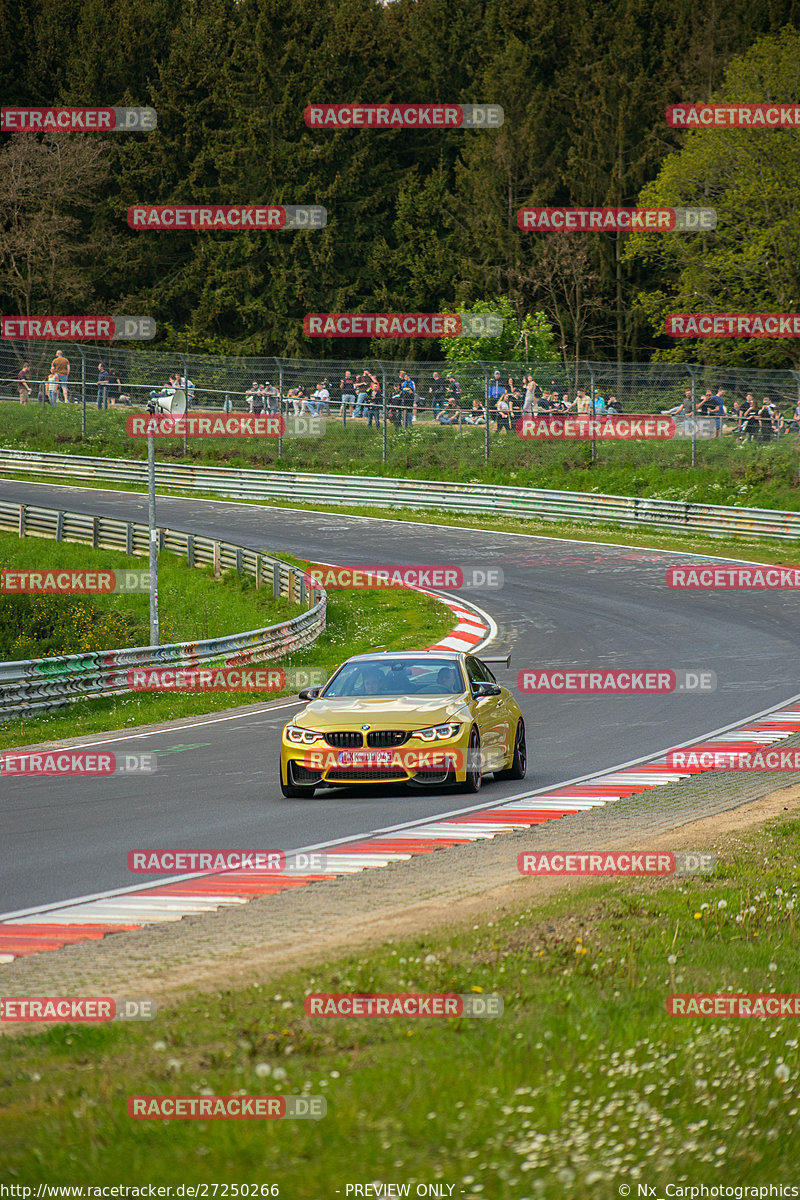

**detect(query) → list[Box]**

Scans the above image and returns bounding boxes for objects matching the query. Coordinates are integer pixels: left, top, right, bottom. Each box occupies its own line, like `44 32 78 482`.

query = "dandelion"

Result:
769 962 778 972
153 1040 167 1052
694 913 702 920
668 954 677 965
254 1063 271 1078
717 900 727 910
272 1067 288 1082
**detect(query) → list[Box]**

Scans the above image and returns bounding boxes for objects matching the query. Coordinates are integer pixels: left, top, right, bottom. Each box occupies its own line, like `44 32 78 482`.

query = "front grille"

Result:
366 730 410 748
326 769 409 782
324 731 364 748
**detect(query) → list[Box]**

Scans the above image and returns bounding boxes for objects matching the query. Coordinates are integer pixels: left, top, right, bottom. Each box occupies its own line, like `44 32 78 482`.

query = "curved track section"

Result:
1 479 799 954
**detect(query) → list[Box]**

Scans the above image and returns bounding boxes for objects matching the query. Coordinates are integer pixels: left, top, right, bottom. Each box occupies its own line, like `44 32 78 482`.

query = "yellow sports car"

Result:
280 650 526 798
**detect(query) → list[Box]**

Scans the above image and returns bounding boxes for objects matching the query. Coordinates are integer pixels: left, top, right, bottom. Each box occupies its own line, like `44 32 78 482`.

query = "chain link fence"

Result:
2 344 800 474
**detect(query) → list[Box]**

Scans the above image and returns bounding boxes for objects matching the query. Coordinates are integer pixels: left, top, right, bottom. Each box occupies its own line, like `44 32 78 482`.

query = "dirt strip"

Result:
2 755 800 1023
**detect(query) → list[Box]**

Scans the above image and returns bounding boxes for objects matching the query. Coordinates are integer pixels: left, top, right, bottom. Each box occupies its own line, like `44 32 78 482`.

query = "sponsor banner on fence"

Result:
305 993 503 1017
666 313 800 338
301 748 464 773
0 751 155 776
1 316 155 341
303 312 502 338
127 205 326 230
667 565 800 590
518 669 716 693
302 565 503 590
127 415 286 438
127 849 329 873
1 569 151 594
128 1095 326 1119
517 206 716 232
127 666 326 692
667 104 800 128
667 747 800 772
1 106 157 131
518 850 717 875
668 994 800 1018
0 997 156 1022
517 415 675 440
304 103 503 129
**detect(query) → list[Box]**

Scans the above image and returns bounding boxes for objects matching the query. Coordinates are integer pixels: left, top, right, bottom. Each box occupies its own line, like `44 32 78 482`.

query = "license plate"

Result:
337 750 392 767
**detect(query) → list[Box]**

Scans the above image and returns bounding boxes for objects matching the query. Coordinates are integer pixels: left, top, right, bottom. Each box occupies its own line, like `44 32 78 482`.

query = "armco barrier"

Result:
0 500 326 719
0 448 799 541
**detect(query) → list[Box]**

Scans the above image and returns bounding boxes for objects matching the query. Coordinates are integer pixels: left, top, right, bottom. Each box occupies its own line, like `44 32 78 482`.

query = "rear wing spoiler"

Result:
478 654 511 669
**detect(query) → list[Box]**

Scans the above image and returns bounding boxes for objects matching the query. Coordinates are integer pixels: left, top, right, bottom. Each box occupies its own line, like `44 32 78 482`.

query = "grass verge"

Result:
0 532 455 750
1 811 799 1192
2 404 799 510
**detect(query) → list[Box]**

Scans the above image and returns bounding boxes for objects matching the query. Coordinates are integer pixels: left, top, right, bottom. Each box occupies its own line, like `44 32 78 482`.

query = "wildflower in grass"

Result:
668 955 677 965
718 900 727 909
769 962 778 972
694 913 702 920
471 986 484 993
152 1040 167 1052
254 1062 271 1078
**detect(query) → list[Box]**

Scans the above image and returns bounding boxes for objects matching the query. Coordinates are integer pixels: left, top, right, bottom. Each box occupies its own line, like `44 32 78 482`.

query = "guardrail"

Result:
0 499 326 720
0 447 799 541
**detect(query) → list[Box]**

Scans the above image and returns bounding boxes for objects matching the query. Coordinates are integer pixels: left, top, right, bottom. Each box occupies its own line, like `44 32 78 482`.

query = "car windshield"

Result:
323 658 465 698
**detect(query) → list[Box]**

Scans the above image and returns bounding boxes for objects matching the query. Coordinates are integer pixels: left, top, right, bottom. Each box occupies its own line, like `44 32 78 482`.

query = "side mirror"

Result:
298 687 322 701
471 681 501 698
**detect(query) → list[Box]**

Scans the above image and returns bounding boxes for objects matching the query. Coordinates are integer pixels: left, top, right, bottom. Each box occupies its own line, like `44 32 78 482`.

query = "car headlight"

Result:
285 726 325 745
411 723 462 741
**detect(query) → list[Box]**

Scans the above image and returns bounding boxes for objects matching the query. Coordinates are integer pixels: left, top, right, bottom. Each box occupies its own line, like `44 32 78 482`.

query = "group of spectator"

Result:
663 387 800 440
15 353 132 408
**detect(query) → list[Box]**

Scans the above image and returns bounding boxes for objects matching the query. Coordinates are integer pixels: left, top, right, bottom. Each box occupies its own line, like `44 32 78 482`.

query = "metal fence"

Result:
0 500 326 720
3 345 800 468
1 450 798 542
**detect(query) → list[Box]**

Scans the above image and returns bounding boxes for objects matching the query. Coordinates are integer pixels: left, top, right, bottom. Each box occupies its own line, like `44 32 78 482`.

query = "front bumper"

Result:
281 732 472 787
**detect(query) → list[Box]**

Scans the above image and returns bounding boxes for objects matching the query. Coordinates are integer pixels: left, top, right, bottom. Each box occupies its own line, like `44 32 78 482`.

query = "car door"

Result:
465 656 509 771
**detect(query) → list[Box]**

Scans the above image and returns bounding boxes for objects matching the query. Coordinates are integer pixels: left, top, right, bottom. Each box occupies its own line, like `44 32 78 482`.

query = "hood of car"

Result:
294 696 468 729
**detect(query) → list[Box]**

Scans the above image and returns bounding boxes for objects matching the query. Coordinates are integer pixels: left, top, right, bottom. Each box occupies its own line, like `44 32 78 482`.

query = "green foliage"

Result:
626 26 800 369
438 296 559 363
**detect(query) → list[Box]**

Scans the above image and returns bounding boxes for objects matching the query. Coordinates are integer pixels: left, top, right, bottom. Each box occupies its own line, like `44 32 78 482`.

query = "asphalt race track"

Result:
2 479 799 915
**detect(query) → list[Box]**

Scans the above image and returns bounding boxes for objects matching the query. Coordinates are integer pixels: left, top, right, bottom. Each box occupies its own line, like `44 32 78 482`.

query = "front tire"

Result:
496 719 527 781
280 763 317 798
460 727 482 793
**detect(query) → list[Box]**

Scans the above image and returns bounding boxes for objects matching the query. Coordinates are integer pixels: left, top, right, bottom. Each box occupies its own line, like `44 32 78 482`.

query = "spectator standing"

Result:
522 376 538 414
246 380 261 413
353 373 370 420
446 374 462 403
263 381 279 414
51 348 70 403
429 371 448 418
338 370 356 416
758 397 775 441
399 370 415 428
47 369 59 406
709 386 725 437
487 371 505 409
740 396 760 442
366 372 382 429
17 362 31 405
96 362 110 410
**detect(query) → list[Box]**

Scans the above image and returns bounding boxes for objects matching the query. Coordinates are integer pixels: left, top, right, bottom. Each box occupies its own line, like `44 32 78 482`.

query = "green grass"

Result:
3 403 799 511
2 813 799 1193
0 532 455 750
